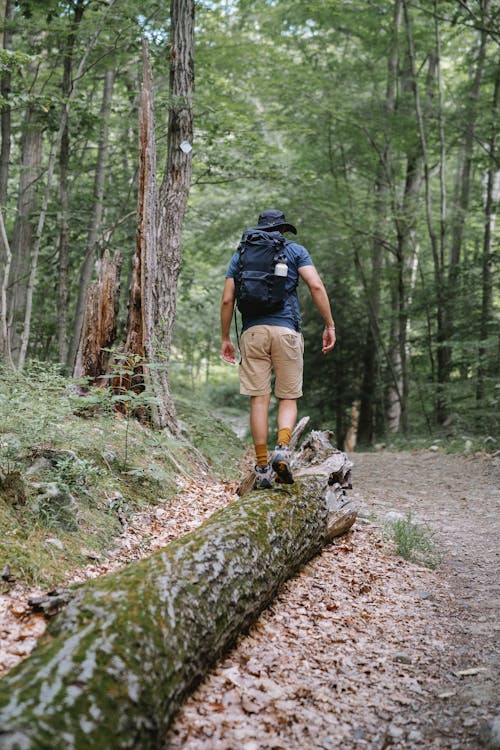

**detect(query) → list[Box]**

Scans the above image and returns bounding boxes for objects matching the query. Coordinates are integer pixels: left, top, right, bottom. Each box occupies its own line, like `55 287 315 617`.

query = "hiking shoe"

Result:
253 464 273 490
272 445 294 484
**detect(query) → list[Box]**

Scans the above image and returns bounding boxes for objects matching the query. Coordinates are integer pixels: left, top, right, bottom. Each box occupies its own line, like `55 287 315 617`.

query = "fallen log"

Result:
0 471 355 750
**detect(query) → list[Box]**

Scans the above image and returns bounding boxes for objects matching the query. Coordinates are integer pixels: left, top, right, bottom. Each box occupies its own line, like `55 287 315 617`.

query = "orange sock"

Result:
255 444 268 466
277 427 292 447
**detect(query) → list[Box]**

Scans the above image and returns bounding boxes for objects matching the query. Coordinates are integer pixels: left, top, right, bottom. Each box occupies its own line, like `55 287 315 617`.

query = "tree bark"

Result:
0 0 13 364
403 0 448 423
57 0 86 365
0 472 355 749
476 62 499 406
0 0 13 209
7 107 42 363
153 0 195 433
68 69 115 370
0 210 13 366
72 248 122 383
357 0 400 443
118 42 157 412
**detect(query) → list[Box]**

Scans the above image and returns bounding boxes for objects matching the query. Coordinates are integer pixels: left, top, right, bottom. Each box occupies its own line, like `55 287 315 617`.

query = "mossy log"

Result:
0 477 353 750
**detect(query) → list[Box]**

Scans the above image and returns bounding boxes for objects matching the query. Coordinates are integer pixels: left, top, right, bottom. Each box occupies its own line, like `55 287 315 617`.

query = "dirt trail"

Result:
353 451 499 748
166 450 500 749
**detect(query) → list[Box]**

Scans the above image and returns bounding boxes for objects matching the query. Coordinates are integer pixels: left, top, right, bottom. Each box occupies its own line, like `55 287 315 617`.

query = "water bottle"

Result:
274 259 288 277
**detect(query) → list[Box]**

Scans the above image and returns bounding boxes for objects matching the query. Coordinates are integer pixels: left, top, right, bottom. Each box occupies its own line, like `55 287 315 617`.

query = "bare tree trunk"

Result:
0 210 13 366
113 42 157 416
153 0 195 433
476 63 499 406
395 146 424 434
68 69 115 370
403 0 448 423
448 0 489 271
0 0 13 364
358 0 401 444
57 0 85 365
0 0 13 208
8 108 42 363
127 42 158 364
73 249 122 382
444 0 490 404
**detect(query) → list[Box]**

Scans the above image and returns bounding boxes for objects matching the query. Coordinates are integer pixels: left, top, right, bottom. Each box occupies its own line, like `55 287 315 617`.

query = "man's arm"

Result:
298 265 336 354
220 277 236 364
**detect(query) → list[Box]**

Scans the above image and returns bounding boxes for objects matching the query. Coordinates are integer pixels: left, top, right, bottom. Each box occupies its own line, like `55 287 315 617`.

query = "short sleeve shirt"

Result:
226 236 314 332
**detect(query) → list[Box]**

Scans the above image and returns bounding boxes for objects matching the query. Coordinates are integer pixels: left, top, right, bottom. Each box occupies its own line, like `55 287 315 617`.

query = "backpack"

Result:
234 229 289 316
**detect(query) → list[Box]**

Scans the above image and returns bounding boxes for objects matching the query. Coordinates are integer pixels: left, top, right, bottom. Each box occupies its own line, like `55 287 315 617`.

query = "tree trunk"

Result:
72 249 122 383
403 0 448 423
0 0 13 364
0 468 355 749
442 0 489 410
357 0 400 444
57 0 86 365
118 42 157 412
7 107 42 363
0 210 13 366
153 0 195 433
476 63 499 406
448 0 489 273
68 69 115 370
0 0 13 209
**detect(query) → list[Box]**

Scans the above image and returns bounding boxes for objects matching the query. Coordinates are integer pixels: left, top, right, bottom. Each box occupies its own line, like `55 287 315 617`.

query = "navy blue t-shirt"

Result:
226 235 314 332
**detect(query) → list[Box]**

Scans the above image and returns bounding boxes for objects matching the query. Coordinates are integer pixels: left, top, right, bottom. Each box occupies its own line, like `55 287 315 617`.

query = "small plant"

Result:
100 351 161 468
384 512 443 569
51 454 104 496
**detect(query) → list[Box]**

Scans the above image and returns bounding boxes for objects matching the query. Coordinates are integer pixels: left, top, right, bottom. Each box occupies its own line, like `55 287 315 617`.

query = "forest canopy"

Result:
0 0 498 447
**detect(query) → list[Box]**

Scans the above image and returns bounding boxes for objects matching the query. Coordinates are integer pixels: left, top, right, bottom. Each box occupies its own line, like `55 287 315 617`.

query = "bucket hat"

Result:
256 209 297 235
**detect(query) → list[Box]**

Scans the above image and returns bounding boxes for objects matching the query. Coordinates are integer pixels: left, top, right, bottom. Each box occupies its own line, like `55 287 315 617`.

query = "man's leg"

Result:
250 393 271 450
250 394 273 488
272 398 296 484
277 398 297 448
271 328 303 485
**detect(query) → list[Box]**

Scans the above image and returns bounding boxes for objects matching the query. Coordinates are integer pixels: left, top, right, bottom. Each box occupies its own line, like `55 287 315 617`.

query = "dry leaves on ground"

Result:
0 478 237 676
164 523 449 750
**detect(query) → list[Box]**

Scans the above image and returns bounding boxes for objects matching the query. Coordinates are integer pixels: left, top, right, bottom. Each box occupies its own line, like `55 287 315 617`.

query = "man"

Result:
220 209 336 489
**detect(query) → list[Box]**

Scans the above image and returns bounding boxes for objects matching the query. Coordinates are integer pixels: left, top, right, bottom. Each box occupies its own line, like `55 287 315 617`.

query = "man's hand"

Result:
322 327 336 354
221 339 236 365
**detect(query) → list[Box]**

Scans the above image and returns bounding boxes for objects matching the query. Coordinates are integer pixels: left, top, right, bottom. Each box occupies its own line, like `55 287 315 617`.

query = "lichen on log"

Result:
0 478 337 750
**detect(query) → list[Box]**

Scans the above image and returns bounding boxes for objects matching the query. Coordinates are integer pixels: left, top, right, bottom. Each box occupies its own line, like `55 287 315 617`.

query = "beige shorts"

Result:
239 325 304 399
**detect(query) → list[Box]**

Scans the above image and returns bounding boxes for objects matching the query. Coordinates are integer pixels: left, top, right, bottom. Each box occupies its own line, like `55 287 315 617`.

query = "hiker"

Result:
220 209 336 489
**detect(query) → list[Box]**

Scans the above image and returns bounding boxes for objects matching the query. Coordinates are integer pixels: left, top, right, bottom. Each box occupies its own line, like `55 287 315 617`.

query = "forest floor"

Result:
1 450 499 749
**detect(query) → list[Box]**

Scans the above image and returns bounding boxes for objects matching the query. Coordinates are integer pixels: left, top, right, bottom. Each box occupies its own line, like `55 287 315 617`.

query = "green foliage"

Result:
384 512 443 570
0 363 77 466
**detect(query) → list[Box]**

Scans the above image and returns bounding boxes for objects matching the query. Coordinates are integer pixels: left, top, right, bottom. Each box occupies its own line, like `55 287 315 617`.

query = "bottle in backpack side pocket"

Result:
274 260 288 277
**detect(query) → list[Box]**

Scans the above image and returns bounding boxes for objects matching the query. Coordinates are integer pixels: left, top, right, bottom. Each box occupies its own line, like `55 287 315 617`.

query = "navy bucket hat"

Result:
256 209 297 235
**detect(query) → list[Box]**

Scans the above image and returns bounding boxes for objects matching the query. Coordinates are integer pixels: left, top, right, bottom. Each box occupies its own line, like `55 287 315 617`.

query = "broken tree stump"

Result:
0 471 355 750
72 248 122 383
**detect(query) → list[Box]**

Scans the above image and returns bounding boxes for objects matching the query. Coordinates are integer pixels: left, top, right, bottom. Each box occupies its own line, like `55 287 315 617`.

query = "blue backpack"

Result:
234 229 289 316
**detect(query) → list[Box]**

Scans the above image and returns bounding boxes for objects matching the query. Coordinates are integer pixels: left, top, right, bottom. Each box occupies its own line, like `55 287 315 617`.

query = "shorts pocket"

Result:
278 332 303 361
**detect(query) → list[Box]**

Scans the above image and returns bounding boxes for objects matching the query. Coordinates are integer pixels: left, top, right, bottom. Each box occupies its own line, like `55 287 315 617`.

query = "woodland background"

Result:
0 0 498 449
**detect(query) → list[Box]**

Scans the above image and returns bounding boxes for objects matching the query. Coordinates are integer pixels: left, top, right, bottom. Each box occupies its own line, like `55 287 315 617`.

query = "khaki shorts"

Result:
239 325 304 398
